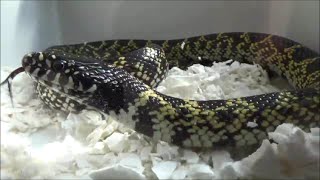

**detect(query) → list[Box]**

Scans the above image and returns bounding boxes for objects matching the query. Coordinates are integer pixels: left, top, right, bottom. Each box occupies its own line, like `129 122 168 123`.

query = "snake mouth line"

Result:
0 65 90 107
0 66 69 106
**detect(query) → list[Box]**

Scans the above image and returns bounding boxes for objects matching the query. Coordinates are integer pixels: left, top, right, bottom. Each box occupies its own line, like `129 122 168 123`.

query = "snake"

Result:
1 32 319 151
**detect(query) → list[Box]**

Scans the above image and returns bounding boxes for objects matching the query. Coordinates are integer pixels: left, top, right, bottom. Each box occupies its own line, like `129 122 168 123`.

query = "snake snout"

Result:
21 53 35 68
21 52 48 79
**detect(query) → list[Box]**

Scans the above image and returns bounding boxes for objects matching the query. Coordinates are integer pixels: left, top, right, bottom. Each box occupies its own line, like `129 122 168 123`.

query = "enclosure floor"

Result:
1 61 319 179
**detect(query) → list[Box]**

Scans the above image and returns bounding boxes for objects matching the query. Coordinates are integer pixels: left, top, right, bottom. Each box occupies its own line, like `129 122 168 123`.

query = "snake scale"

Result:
2 32 320 151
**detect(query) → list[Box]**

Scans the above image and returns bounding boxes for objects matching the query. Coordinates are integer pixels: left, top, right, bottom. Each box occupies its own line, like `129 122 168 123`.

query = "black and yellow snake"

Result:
2 32 319 151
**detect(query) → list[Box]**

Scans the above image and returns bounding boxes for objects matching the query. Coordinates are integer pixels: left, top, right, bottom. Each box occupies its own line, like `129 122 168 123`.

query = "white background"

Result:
1 1 319 67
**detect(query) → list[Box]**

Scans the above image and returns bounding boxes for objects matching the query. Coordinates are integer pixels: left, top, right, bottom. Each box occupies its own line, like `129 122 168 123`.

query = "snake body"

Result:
3 32 320 150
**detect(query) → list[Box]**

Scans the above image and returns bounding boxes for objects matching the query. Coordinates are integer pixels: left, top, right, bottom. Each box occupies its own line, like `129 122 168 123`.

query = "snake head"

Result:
22 51 108 93
19 50 143 114
22 51 142 113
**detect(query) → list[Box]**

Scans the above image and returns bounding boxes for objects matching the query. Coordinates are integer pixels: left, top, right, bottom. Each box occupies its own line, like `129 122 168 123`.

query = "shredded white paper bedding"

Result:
1 60 319 179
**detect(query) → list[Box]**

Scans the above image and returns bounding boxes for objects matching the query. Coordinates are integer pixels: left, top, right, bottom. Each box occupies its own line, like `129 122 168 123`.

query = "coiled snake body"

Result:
2 32 320 150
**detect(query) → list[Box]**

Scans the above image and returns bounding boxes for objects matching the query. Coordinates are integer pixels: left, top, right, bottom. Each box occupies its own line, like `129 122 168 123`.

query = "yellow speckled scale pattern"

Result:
14 32 319 150
132 84 319 148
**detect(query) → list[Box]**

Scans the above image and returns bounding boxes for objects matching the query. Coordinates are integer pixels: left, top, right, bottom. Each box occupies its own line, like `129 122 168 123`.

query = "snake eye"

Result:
52 61 65 71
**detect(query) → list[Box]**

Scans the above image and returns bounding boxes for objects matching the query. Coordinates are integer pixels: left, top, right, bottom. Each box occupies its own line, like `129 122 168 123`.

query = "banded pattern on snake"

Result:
2 32 319 151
